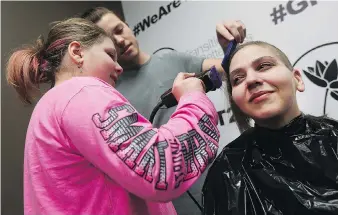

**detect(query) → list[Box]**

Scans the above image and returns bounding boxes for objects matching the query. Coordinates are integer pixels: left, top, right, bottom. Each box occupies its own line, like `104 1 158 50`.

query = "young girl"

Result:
202 41 338 215
6 18 220 215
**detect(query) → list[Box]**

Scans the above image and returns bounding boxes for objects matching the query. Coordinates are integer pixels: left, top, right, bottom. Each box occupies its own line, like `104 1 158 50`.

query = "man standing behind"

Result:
81 6 246 214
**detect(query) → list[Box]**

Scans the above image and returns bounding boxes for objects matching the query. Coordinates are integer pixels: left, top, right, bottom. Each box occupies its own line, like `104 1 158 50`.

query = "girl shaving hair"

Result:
7 18 220 215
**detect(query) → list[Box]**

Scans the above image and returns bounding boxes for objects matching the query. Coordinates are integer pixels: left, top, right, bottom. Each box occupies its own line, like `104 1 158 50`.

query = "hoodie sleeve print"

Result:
61 85 220 202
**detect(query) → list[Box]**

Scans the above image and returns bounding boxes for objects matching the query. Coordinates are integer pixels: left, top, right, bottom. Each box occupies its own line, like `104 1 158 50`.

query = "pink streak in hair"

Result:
46 38 68 52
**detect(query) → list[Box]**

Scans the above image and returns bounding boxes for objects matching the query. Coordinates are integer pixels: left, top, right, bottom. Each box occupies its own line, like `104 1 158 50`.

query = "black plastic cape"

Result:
202 114 338 215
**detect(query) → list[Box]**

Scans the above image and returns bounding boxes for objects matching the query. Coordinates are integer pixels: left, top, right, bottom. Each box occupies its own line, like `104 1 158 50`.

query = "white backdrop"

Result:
122 0 338 148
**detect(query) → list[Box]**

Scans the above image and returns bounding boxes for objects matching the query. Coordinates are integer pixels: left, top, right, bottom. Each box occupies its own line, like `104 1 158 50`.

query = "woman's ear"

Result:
68 41 84 67
293 68 305 92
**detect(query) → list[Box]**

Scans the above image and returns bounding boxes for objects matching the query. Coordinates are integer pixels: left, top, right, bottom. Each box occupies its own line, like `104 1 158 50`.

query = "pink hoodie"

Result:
24 77 219 215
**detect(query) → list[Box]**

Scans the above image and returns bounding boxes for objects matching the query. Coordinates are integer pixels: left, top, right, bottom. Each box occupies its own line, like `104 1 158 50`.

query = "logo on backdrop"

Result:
270 0 318 25
293 42 338 116
133 0 183 36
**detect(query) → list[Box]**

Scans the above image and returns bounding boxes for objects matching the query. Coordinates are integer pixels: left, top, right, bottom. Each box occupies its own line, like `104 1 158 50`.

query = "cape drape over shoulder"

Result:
203 114 338 215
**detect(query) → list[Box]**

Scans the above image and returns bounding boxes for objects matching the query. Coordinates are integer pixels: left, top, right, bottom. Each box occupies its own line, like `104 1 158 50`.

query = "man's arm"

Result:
202 58 224 73
202 20 246 76
177 20 246 78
